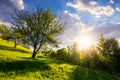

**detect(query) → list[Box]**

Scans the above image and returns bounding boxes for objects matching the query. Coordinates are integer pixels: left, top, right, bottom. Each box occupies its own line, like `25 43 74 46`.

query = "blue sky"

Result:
0 0 120 46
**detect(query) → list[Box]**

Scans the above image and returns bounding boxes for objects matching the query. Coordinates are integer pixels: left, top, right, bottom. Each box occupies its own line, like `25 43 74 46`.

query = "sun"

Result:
76 35 93 50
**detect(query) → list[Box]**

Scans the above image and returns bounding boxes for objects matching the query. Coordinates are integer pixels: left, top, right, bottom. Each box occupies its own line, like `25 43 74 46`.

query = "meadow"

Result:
0 38 120 80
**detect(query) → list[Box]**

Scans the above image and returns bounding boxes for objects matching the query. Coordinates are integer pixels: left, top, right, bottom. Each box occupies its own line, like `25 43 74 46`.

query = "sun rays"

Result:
76 35 94 50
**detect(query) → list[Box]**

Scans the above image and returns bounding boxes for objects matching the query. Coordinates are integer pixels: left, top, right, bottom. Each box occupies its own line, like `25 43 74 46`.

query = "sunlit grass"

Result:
0 38 31 53
0 38 120 80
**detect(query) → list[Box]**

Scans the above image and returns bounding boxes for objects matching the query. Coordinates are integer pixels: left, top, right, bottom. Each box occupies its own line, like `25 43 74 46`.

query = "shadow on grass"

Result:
19 57 48 63
0 45 30 53
73 66 119 80
37 56 47 58
0 60 51 74
20 56 65 65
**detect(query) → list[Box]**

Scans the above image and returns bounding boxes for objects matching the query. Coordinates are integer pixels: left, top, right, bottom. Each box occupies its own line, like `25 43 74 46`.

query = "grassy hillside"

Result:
0 38 120 80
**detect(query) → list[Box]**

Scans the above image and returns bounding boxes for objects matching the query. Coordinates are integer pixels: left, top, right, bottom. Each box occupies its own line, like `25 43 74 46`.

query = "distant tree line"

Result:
47 35 120 73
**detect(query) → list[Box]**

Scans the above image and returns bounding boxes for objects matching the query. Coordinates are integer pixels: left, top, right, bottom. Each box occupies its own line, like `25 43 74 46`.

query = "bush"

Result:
56 48 68 60
48 50 57 58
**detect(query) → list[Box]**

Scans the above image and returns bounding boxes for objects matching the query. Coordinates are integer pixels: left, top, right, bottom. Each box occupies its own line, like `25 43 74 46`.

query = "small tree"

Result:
0 24 27 48
0 25 15 48
68 43 80 65
0 24 12 40
12 29 28 48
11 8 64 58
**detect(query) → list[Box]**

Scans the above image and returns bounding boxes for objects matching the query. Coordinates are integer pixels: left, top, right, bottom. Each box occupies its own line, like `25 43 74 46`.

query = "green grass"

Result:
0 38 120 80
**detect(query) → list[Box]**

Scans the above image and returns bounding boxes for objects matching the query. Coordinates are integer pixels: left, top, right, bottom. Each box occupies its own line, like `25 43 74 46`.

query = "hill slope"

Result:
0 39 120 80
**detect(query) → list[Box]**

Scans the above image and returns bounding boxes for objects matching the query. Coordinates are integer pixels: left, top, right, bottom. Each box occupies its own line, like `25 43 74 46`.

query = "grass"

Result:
0 38 120 80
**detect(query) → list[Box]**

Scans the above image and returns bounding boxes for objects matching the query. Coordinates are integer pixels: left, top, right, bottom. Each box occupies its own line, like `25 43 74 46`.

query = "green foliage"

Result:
48 36 120 74
53 43 100 68
12 30 28 48
0 24 27 48
11 7 64 58
70 43 80 65
56 48 68 60
0 24 12 40
48 50 57 57
97 35 120 72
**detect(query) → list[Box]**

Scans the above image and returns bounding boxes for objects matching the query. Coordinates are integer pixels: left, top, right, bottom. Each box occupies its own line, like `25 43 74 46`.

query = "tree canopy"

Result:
11 8 64 58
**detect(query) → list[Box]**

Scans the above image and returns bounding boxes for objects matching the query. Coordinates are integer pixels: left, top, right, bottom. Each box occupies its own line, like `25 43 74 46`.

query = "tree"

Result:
56 48 68 60
105 38 120 72
70 43 80 65
104 38 119 56
0 24 12 40
11 8 64 58
0 24 27 48
97 35 120 57
97 35 105 54
12 29 28 48
0 25 10 38
97 35 120 72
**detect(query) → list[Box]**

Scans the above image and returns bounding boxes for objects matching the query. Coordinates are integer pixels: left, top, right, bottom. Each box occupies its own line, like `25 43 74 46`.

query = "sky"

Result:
0 0 120 47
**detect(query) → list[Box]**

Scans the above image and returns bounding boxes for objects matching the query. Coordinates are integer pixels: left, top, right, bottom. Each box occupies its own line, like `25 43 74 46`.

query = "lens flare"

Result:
77 35 93 50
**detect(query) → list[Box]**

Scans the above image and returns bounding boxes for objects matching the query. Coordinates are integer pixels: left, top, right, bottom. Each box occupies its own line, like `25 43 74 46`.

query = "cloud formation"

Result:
58 9 120 46
110 0 114 4
0 0 24 25
66 0 114 18
64 10 80 20
58 10 94 46
116 7 120 12
10 0 24 10
92 22 120 38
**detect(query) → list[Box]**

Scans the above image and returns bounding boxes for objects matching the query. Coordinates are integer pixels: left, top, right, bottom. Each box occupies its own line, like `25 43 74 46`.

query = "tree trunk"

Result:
14 39 17 48
31 40 43 58
32 50 37 58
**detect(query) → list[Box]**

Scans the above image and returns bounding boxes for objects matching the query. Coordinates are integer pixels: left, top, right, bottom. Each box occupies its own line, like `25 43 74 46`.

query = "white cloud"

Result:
89 1 97 6
0 0 25 26
66 0 114 18
116 7 120 12
110 0 114 4
10 0 24 10
92 5 114 16
64 10 80 20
